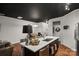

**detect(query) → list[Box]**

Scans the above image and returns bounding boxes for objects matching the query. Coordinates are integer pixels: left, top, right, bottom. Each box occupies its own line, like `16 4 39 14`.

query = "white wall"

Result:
0 16 49 44
48 9 79 51
32 22 48 34
34 22 49 35
0 16 37 44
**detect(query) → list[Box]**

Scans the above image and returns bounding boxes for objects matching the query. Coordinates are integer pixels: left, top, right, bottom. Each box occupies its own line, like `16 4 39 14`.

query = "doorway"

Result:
52 21 61 36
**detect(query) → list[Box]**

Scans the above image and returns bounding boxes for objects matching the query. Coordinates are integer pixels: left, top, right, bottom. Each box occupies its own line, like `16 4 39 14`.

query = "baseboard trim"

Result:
62 43 77 52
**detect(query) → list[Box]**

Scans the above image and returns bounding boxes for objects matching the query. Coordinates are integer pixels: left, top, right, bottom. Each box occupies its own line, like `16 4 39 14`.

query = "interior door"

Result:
52 21 61 37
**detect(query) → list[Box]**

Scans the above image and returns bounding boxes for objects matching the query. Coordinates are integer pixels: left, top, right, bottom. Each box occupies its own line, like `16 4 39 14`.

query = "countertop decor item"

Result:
30 33 40 45
22 25 33 45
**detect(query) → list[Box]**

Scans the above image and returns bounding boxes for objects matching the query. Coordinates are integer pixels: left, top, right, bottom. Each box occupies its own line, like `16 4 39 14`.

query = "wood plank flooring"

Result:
55 44 76 56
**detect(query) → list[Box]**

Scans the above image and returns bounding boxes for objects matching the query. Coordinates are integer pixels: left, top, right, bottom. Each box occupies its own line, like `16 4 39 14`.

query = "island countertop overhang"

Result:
20 36 59 52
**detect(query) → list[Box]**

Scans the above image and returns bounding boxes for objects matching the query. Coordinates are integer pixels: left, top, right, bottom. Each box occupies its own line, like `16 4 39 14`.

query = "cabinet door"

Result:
49 39 60 55
39 45 49 56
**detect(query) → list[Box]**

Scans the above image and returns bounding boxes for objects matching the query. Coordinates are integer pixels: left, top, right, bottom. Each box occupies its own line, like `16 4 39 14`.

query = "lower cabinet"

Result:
49 39 60 55
39 45 49 56
23 45 49 56
39 39 60 56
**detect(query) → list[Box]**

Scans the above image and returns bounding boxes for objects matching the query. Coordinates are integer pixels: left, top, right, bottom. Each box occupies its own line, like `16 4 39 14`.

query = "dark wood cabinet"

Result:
39 45 49 56
49 39 60 55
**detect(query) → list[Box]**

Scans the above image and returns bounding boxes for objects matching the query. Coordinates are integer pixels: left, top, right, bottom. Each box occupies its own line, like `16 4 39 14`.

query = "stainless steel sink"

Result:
43 38 53 42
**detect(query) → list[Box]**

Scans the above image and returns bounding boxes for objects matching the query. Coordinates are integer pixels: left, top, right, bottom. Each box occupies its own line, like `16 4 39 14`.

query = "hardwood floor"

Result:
12 43 76 56
55 44 76 56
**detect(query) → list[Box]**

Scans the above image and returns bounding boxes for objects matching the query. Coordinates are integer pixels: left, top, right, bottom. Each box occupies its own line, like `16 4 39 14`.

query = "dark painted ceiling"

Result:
0 3 79 22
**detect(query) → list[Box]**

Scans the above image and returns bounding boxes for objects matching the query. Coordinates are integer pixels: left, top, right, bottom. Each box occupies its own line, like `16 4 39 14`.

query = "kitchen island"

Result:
20 36 60 56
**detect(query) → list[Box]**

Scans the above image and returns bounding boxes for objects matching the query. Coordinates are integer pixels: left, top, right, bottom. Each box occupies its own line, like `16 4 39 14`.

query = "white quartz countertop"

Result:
20 36 59 52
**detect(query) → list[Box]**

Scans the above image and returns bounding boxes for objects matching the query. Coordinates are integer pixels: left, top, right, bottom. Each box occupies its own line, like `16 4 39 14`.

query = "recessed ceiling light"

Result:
65 3 70 11
65 5 70 10
17 16 23 19
32 25 38 27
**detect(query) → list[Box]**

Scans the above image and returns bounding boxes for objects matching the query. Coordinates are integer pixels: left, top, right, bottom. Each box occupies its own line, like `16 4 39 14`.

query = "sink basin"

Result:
43 38 53 42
